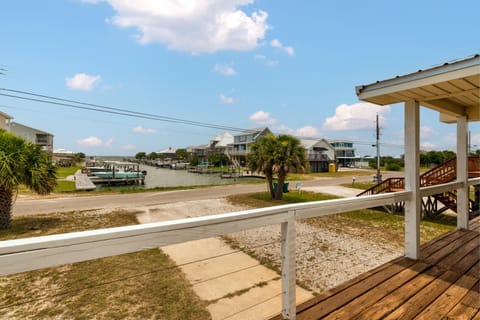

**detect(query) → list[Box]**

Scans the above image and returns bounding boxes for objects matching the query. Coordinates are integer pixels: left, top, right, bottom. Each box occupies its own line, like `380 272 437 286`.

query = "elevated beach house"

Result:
329 139 356 168
301 138 336 172
228 127 272 165
0 111 54 152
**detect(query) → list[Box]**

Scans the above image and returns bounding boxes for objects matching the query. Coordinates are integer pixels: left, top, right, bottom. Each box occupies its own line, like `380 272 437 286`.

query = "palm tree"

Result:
272 135 308 200
248 134 308 200
0 130 56 229
247 134 277 199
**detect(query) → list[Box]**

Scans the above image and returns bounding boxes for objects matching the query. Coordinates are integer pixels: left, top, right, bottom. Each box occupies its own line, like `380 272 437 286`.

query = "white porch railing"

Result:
1 177 478 319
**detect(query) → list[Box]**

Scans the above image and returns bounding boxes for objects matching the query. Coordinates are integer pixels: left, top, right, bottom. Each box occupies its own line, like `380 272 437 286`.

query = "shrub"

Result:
386 163 401 171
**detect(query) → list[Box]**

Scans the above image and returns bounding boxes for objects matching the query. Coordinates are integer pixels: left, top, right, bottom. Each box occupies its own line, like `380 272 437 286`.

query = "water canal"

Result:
96 164 260 190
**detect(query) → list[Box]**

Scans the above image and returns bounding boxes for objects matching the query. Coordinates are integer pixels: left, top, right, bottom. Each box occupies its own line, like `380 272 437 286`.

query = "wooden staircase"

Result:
358 156 480 218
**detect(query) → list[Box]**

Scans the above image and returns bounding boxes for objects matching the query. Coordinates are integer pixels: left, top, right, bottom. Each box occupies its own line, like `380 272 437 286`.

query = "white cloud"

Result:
66 73 101 91
253 53 279 67
213 64 236 76
270 38 294 56
276 124 319 137
132 125 157 134
249 110 276 125
421 142 437 151
323 102 391 131
420 125 437 139
77 136 103 147
86 0 269 53
77 136 114 147
295 125 319 137
219 94 234 104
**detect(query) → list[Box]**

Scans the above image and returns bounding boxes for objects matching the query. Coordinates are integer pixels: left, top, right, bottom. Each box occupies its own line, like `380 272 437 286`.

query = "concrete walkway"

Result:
162 239 312 320
302 185 361 198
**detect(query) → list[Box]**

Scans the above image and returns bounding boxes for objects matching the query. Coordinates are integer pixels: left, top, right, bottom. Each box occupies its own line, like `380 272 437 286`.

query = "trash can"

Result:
273 182 289 193
328 163 336 173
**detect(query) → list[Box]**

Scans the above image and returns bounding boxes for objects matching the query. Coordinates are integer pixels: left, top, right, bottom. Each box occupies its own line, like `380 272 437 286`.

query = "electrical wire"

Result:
0 87 405 148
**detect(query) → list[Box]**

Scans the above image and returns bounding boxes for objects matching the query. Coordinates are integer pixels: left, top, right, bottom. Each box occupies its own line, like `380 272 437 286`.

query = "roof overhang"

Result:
356 55 480 123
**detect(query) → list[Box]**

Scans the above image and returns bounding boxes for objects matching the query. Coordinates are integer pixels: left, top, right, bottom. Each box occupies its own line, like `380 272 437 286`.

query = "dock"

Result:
74 173 96 191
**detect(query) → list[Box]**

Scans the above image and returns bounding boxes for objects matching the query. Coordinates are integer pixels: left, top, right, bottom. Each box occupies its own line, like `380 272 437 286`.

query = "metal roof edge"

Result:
356 54 480 97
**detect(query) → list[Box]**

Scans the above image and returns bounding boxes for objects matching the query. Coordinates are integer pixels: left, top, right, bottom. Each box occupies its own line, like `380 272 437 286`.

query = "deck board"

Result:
270 216 480 320
445 282 479 320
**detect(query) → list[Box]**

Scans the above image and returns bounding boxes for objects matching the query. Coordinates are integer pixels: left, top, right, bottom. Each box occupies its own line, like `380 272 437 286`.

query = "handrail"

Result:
359 156 480 196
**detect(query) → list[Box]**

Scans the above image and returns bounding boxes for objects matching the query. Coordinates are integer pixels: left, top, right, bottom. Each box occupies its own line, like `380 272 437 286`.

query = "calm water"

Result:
96 164 258 189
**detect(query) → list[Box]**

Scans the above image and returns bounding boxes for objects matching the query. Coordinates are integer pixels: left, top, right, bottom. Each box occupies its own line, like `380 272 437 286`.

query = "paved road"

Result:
13 173 399 216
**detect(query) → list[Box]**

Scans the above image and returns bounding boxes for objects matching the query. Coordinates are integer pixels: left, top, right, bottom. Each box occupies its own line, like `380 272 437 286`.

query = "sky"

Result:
0 0 479 157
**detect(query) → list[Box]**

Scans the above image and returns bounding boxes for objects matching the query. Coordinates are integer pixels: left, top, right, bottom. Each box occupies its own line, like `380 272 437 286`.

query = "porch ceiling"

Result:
356 54 480 123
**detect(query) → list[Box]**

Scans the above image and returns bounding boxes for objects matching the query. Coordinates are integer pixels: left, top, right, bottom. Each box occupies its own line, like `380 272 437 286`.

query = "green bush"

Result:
386 163 401 171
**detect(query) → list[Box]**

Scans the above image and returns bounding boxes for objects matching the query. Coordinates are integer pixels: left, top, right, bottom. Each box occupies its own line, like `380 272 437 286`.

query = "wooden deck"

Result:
271 216 480 320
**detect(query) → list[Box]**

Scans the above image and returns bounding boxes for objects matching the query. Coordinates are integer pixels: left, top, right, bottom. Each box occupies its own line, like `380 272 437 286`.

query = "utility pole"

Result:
376 113 381 182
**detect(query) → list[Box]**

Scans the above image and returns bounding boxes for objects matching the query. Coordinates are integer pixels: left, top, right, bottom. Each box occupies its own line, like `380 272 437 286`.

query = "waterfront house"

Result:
0 111 54 152
0 111 13 131
9 121 54 152
157 147 177 159
329 139 356 167
228 127 272 165
209 132 233 155
188 144 209 159
301 138 336 172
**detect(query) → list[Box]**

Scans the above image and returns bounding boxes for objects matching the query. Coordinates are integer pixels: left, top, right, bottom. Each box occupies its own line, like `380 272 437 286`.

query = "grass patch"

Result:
341 182 376 190
227 191 338 208
0 210 210 319
55 166 82 178
287 169 375 181
54 180 76 192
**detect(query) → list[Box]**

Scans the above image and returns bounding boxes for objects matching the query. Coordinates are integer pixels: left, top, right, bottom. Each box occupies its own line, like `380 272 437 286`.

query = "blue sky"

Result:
0 0 479 157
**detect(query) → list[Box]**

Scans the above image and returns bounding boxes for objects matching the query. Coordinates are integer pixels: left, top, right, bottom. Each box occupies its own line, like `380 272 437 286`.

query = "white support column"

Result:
456 115 469 229
281 210 296 320
404 100 421 259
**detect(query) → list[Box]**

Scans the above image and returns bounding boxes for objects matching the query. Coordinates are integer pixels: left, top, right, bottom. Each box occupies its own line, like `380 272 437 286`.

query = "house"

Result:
209 132 233 155
9 121 54 153
188 144 209 159
0 111 13 131
0 111 54 152
158 147 177 159
229 127 272 165
301 138 336 172
329 139 355 167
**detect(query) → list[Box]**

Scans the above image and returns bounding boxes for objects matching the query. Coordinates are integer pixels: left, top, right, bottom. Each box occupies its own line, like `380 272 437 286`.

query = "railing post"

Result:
457 115 469 229
281 210 296 320
404 100 420 259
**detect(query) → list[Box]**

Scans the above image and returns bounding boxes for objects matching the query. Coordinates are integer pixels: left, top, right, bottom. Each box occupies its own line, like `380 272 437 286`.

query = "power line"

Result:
0 88 248 132
0 87 420 150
